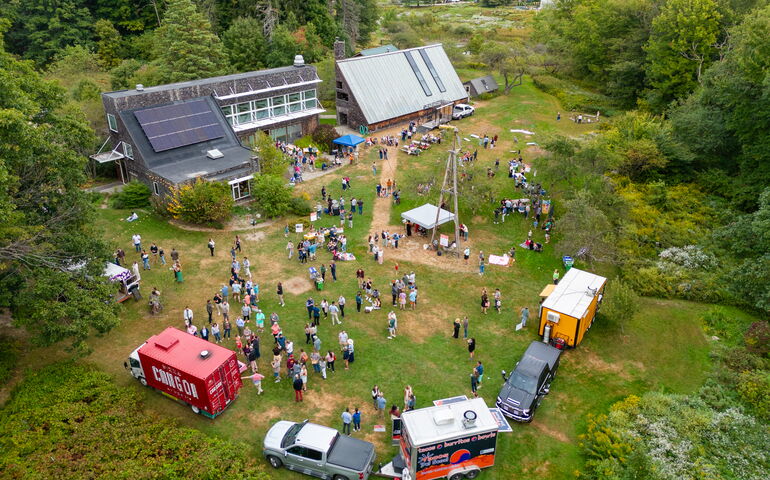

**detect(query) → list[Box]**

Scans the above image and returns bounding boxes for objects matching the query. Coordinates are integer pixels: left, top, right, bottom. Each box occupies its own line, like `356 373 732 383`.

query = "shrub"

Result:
253 132 289 177
251 175 291 218
0 362 271 479
166 179 234 226
597 278 639 333
745 321 770 357
294 135 321 152
532 75 618 115
110 181 151 209
701 307 748 343
736 371 770 420
289 196 312 216
311 124 339 153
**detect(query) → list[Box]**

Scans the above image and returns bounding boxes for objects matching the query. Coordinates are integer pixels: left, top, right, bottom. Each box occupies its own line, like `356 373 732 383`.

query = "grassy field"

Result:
47 77 734 480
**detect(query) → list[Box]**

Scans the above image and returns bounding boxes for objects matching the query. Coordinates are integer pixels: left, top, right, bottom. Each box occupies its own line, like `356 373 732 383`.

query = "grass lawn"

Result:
4 77 739 480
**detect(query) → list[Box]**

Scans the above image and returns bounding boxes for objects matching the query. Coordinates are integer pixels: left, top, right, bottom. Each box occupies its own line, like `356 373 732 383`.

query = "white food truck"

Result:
378 398 499 480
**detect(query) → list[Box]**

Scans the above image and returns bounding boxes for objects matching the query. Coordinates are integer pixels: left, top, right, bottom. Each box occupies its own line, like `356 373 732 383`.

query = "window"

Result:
336 91 349 101
336 81 343 89
153 182 160 196
405 51 432 96
107 113 118 132
418 49 446 93
123 142 134 159
221 90 319 127
286 446 322 461
231 179 251 200
287 124 302 142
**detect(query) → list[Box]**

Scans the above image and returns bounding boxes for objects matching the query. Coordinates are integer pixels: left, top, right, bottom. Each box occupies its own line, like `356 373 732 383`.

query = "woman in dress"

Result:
398 290 407 310
300 364 308 391
453 318 461 339
173 261 183 282
468 338 476 360
480 288 489 315
326 350 336 372
403 385 413 411
494 289 502 314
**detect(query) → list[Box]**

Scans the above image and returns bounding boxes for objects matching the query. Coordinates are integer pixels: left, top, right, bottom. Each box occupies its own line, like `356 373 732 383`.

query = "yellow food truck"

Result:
538 268 607 348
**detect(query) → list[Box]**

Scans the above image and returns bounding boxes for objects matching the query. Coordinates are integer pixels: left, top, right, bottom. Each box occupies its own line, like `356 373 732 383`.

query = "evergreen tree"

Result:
265 24 299 68
153 0 229 83
95 19 124 69
222 16 267 72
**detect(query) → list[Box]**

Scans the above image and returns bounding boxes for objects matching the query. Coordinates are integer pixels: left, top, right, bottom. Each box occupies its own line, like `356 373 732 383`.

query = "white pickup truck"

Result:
264 420 377 480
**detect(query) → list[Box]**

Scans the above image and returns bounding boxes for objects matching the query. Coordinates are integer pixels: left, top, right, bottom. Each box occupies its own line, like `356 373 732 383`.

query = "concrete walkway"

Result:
85 181 124 194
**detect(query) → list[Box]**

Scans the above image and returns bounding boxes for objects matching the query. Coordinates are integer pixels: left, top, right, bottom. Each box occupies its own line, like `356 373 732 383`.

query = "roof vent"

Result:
294 55 305 67
462 410 478 429
432 407 454 426
200 350 212 359
207 149 224 159
136 84 144 91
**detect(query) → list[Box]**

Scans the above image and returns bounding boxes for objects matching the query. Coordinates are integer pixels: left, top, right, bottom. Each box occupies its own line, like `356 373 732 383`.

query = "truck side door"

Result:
285 445 326 478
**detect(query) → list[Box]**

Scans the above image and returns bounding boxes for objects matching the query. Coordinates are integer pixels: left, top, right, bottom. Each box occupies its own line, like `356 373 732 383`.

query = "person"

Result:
356 291 363 313
293 374 304 402
223 319 231 339
271 357 282 383
242 372 264 394
205 299 214 324
352 407 362 432
553 269 560 285
452 318 461 339
287 240 294 259
126 212 139 222
243 257 251 278
319 355 327 379
475 361 484 388
463 316 469 339
141 250 150 270
277 282 285 306
170 248 179 263
183 306 194 326
481 289 489 315
313 335 322 352
479 251 485 276
330 261 337 281
338 295 346 318
213 293 223 316
186 323 197 336
300 364 308 391
377 393 387 415
408 289 417 310
371 385 381 409
403 385 413 411
235 234 241 253
311 350 321 373
341 408 352 435
470 370 479 398
387 311 397 339
326 350 336 372
208 238 215 256
330 302 341 325
494 288 502 314
390 405 401 418
468 338 476 359
464 246 470 264
149 243 159 264
358 199 363 215
221 299 230 321
212 322 221 343
520 306 530 327
132 233 142 252
200 324 209 342
320 264 327 282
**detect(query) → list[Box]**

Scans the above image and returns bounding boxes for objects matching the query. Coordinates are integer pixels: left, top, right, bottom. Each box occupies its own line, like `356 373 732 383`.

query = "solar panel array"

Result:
134 100 225 152
418 49 446 93
404 51 433 97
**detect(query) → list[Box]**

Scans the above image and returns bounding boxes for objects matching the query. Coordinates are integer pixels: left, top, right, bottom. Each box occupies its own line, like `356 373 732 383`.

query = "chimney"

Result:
293 55 305 67
334 38 346 61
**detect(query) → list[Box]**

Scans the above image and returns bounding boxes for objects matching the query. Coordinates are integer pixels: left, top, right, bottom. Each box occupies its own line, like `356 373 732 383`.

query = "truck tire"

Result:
332 475 349 480
465 470 481 479
139 377 147 386
449 473 464 480
190 405 200 414
267 455 283 469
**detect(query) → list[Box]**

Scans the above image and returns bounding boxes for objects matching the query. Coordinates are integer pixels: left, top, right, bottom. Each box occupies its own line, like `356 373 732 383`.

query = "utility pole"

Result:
430 125 461 255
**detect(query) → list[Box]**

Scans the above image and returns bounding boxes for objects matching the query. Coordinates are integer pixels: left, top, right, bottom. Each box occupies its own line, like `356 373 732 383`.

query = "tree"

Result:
94 19 124 69
222 16 267 72
557 190 618 264
644 0 723 110
253 132 289 177
251 175 292 218
166 179 234 226
153 0 229 83
311 124 340 153
3 0 95 66
598 278 639 334
265 24 299 68
481 41 528 93
0 38 119 350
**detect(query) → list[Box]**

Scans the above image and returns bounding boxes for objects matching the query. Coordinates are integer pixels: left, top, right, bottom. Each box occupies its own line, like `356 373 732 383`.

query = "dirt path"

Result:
367 130 475 273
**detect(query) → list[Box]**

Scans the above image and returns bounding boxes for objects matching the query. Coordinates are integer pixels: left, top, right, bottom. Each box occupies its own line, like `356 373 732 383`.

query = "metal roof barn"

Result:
336 44 468 125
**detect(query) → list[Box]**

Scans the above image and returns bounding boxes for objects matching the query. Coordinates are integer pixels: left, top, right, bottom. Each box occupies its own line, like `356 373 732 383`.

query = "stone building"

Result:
334 42 468 132
93 58 324 200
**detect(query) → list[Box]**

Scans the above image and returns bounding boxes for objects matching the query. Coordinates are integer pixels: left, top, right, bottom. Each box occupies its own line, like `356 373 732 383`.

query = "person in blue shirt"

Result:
352 408 362 432
341 408 352 435
475 361 484 388
221 284 229 301
356 291 363 313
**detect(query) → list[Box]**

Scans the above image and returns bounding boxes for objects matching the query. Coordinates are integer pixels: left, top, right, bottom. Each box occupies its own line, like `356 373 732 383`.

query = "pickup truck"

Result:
496 341 561 422
264 420 376 480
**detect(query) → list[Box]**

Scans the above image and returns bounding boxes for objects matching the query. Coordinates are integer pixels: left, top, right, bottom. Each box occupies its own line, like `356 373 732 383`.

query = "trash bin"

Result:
316 280 324 291
562 256 574 270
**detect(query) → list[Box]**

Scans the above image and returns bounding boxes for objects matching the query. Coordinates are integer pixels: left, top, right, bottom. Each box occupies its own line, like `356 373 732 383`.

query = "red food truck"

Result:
124 327 243 418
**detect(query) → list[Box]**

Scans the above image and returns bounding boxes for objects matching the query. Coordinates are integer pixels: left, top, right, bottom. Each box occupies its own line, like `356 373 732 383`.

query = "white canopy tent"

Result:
401 203 455 229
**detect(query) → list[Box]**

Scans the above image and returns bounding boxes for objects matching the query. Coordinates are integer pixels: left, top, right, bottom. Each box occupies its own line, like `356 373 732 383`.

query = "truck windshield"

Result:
282 423 303 448
509 371 537 395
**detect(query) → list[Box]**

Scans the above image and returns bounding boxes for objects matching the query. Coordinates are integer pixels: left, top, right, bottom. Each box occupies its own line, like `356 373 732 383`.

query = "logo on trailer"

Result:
450 449 471 464
152 366 199 399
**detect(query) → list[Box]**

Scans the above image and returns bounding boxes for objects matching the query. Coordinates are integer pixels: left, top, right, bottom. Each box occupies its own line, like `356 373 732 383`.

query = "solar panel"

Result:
404 51 432 97
418 49 446 93
134 99 225 152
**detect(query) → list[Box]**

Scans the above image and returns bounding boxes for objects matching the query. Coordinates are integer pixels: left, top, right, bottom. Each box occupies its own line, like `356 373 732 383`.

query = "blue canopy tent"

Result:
333 134 365 147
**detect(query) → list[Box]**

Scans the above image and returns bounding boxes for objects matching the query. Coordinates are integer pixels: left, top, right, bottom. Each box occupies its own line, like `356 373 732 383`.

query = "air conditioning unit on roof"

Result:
207 149 223 159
